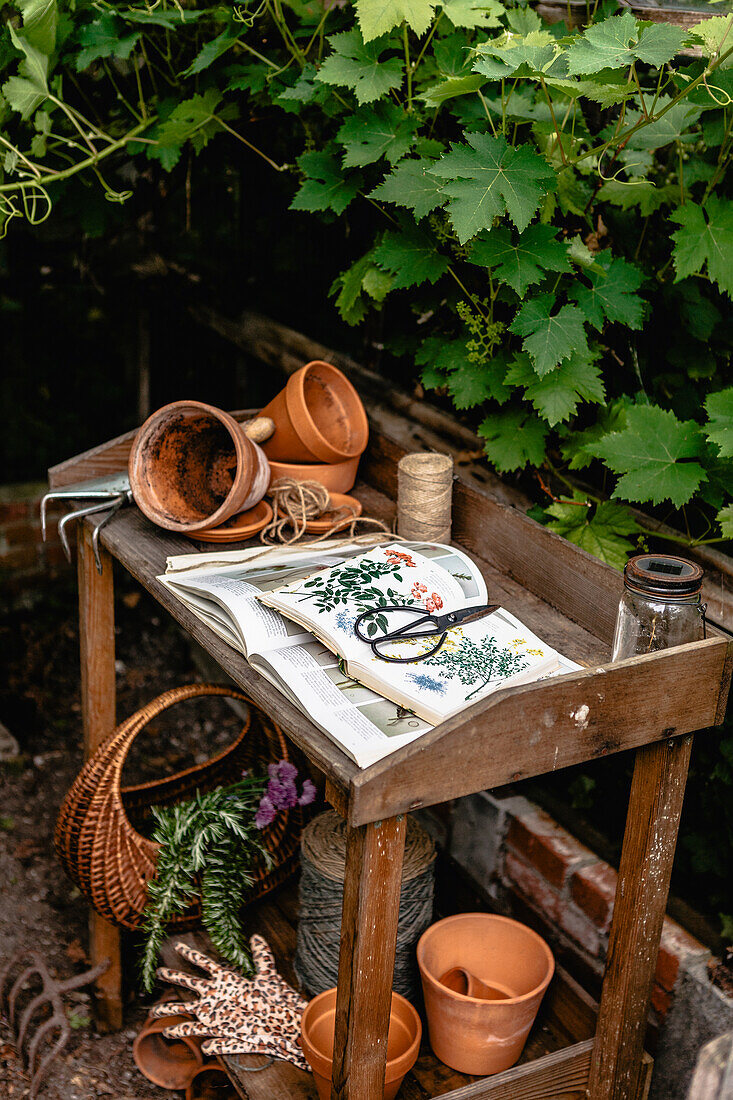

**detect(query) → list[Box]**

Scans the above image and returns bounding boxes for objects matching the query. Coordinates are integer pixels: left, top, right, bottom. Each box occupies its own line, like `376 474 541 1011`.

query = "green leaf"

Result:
75 13 139 70
419 73 485 107
545 496 640 570
510 293 589 377
120 8 205 27
473 29 564 80
355 0 436 42
337 101 417 166
690 15 733 69
567 11 685 76
442 0 503 30
316 29 403 104
469 223 570 296
717 503 733 538
671 197 733 299
428 340 511 406
184 28 238 76
331 254 373 324
17 0 57 56
561 397 633 470
478 408 549 471
544 75 634 109
504 348 605 426
151 89 226 167
370 157 446 219
431 133 556 242
590 404 707 507
621 100 701 151
597 179 674 216
2 25 48 117
291 149 362 214
705 388 733 457
570 255 645 330
372 224 449 289
226 64 268 95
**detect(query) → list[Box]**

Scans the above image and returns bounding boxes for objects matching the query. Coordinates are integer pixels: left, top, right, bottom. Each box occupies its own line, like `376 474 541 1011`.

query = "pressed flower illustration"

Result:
407 673 447 696
423 637 529 701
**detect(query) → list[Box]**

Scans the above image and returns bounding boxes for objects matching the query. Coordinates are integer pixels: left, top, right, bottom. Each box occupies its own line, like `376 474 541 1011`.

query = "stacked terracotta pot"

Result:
259 360 368 494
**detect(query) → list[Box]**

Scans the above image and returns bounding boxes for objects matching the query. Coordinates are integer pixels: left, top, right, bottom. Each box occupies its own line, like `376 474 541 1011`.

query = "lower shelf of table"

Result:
220 874 647 1100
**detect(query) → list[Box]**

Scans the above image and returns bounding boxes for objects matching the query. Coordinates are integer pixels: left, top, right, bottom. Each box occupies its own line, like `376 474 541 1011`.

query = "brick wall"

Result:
421 790 716 1027
0 481 70 589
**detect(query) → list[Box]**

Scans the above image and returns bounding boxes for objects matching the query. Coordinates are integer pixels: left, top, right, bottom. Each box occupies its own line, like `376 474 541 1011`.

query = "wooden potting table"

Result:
50 406 732 1100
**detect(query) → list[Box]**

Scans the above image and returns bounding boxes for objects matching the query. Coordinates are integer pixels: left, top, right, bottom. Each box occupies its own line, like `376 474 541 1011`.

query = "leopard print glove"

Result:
149 936 309 1071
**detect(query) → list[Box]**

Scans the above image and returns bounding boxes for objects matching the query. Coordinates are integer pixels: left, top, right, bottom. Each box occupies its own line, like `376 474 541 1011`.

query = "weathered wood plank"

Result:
422 1039 594 1099
77 527 123 1031
349 635 729 826
331 817 407 1100
588 736 694 1100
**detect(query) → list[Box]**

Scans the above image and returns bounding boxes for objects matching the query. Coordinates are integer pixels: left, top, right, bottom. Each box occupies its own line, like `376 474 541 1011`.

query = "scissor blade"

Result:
448 603 500 628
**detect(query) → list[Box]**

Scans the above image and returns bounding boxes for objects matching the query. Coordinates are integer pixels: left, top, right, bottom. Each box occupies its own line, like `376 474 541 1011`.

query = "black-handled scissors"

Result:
353 602 500 663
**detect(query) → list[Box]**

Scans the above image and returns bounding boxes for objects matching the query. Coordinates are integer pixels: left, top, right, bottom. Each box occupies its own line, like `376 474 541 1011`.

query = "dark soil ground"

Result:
0 567 243 1099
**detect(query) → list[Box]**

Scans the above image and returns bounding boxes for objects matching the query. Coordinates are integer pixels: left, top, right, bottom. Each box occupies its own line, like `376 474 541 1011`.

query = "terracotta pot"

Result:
300 988 421 1100
268 456 360 494
260 361 369 464
417 913 554 1076
129 400 270 533
133 1012 203 1090
185 1063 238 1099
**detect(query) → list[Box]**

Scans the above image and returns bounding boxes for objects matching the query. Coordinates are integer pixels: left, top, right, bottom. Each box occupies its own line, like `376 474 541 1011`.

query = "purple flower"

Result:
298 779 316 806
255 795 277 829
268 760 298 784
267 775 298 810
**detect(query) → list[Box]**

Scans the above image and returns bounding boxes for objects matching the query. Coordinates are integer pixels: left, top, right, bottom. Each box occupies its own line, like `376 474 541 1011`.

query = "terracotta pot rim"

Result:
285 361 368 463
300 987 422 1082
417 913 554 1006
130 400 263 533
132 1014 204 1089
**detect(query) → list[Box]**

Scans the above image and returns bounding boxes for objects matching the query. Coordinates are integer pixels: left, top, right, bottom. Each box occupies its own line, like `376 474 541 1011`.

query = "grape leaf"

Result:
510 293 589 377
427 340 511 406
545 496 640 570
560 397 633 469
226 65 268 95
567 11 685 76
689 16 733 69
504 348 604 426
717 504 733 538
478 408 549 471
370 158 446 219
337 102 417 166
671 198 733 299
705 388 733 457
74 13 139 70
473 30 565 80
184 28 240 76
468 223 570 296
597 179 675 216
331 251 392 323
120 8 204 27
372 224 449 289
17 0 57 56
442 0 503 29
355 0 436 42
589 404 707 507
543 75 634 109
151 89 228 167
316 29 403 105
419 74 485 107
431 133 556 242
570 255 645 330
291 150 362 214
2 25 49 117
621 100 701 151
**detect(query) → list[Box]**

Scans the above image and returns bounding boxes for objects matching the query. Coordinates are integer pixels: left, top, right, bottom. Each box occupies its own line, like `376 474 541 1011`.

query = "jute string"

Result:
260 478 393 545
397 452 453 543
293 811 435 1001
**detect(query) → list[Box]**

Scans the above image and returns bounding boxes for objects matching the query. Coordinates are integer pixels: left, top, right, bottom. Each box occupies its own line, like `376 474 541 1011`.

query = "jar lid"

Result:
624 554 703 598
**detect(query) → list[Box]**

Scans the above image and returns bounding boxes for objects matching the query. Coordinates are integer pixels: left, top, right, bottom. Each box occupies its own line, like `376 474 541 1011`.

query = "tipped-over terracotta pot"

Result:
133 1011 203 1090
260 361 368 464
300 988 421 1100
185 1062 238 1099
129 400 270 533
268 456 360 494
417 913 554 1076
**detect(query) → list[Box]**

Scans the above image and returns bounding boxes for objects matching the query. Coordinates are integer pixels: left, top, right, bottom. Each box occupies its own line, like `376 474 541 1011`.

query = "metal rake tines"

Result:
0 949 110 1098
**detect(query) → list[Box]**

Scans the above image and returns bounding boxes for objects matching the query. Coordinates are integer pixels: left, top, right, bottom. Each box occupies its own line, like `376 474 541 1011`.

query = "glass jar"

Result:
611 554 706 662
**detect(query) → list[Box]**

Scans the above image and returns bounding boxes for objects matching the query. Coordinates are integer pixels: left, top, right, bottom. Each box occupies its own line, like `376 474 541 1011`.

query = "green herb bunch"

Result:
140 762 315 992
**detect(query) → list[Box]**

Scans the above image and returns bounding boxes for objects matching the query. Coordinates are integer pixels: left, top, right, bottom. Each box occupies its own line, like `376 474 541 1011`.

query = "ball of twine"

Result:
294 810 435 1002
397 452 454 544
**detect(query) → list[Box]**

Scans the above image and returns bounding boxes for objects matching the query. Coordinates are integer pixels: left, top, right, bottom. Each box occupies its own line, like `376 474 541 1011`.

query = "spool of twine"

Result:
261 478 393 545
397 453 453 543
294 810 435 1002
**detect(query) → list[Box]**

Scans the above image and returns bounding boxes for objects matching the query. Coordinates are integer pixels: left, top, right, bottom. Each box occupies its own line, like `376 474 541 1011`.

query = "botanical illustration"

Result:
421 635 532 701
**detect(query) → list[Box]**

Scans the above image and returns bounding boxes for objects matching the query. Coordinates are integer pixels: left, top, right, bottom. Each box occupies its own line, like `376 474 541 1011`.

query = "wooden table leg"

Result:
331 816 407 1100
588 734 693 1100
78 524 123 1031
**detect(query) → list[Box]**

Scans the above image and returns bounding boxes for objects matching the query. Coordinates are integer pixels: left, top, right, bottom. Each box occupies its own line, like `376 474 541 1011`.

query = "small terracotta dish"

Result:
305 494 362 534
194 500 273 542
133 1010 202 1090
268 456 360 494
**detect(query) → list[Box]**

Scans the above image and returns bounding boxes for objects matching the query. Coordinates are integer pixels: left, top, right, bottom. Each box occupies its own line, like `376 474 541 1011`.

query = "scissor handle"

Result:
354 605 437 644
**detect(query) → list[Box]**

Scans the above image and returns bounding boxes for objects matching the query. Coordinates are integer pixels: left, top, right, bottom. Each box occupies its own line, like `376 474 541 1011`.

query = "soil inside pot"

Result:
142 412 236 523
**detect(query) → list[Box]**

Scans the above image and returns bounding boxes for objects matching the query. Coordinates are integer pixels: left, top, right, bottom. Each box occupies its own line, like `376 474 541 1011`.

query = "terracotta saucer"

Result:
305 494 362 534
195 500 273 542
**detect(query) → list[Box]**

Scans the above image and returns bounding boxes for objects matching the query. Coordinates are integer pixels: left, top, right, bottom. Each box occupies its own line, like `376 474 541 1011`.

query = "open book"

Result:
258 543 567 725
160 539 579 768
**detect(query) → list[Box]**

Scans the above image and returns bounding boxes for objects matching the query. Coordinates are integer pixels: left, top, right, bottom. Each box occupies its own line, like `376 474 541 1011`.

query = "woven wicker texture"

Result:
53 684 302 930
294 810 435 1001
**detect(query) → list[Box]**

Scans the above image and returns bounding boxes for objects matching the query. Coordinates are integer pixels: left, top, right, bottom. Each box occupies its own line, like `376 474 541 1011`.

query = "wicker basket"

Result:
54 683 301 930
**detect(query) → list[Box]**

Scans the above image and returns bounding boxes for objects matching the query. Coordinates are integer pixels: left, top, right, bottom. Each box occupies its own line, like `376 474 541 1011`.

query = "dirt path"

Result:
0 570 242 1099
